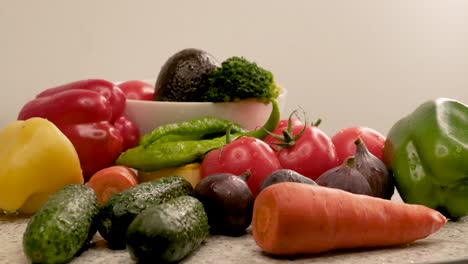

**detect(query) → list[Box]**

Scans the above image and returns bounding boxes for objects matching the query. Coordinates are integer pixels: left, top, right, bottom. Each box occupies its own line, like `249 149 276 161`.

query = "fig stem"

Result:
354 137 369 152
239 170 252 181
354 137 363 146
345 156 356 168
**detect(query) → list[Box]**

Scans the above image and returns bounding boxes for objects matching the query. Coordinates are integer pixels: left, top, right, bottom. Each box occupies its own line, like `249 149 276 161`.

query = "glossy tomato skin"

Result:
264 124 339 181
200 136 281 197
332 126 386 164
117 80 154 101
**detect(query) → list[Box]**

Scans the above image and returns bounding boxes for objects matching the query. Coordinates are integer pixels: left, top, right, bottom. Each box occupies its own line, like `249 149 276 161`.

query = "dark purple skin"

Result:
354 138 394 199
316 157 374 196
194 173 254 236
259 169 317 193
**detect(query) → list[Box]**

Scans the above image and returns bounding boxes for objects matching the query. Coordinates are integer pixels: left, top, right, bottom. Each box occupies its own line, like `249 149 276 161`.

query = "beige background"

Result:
1 0 467 135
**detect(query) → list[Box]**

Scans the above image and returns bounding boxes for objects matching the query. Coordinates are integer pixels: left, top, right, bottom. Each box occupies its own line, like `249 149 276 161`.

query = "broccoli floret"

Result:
202 56 280 103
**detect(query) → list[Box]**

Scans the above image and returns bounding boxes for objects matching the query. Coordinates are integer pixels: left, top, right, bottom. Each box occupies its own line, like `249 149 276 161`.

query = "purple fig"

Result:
316 157 373 196
354 138 394 199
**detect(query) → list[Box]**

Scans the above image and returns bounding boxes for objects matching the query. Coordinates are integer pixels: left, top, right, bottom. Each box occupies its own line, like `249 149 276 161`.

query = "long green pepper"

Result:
116 100 280 171
139 117 248 146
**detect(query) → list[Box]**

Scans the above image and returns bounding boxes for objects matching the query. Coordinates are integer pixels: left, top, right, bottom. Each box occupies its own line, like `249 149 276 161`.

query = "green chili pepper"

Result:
139 117 248 146
151 134 204 144
116 136 235 171
116 100 280 171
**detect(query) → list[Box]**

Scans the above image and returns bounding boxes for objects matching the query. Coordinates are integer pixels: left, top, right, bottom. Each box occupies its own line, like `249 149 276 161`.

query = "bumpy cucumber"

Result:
97 176 193 249
23 184 99 264
126 195 210 263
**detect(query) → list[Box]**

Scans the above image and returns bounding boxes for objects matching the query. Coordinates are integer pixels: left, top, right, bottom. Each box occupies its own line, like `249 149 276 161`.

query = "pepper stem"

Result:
225 124 233 144
248 100 280 139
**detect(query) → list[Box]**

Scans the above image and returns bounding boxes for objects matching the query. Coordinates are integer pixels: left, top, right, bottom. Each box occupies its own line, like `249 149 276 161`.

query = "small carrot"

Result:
252 182 446 255
87 165 138 204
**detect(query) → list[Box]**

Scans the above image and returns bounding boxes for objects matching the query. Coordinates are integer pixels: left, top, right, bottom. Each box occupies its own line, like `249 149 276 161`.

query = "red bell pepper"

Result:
17 79 140 181
117 80 154 101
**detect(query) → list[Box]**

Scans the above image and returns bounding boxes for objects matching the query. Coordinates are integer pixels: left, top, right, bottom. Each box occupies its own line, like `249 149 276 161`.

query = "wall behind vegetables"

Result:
1 0 467 135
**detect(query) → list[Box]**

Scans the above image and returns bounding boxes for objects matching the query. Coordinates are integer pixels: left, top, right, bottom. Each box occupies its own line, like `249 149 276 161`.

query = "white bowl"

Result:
125 90 288 136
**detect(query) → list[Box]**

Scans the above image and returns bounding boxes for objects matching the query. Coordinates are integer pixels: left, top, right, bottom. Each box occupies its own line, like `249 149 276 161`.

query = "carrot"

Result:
87 165 138 204
252 182 446 255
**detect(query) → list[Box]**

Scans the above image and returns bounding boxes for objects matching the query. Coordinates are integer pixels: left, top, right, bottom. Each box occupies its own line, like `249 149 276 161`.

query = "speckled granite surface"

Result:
2 191 468 264
1 215 468 264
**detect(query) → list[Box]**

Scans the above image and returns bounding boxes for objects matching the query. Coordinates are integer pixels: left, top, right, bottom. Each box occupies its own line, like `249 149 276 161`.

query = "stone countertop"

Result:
1 215 468 264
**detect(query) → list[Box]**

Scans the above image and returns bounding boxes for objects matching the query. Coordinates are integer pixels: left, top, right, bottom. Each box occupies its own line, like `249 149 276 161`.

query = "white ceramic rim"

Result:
118 79 287 105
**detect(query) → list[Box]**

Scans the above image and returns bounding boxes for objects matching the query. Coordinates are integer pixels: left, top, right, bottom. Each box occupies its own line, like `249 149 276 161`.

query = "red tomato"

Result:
117 80 154 101
200 136 281 197
87 165 138 204
266 117 303 152
331 126 386 164
276 117 303 129
264 123 339 181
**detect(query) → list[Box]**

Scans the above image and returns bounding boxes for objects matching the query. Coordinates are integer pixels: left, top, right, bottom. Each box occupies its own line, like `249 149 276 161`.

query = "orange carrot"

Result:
87 165 138 204
252 182 446 255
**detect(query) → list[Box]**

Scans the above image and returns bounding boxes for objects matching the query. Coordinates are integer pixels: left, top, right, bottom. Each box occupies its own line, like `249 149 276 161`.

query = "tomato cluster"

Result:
200 116 385 197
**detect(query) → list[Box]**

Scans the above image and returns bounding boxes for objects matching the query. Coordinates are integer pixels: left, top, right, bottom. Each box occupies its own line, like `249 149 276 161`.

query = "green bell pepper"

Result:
383 98 468 219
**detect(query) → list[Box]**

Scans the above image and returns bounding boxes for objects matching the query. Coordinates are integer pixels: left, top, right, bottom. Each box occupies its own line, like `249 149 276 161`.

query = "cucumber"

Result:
23 184 99 264
97 176 193 249
126 195 210 263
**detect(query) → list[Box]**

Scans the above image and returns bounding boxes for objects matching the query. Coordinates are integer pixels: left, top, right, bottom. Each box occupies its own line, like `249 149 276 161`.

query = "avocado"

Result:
97 176 193 249
126 195 209 263
23 184 99 264
153 48 220 102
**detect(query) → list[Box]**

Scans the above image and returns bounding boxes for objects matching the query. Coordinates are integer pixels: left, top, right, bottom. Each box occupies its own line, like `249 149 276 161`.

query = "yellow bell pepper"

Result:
0 117 83 214
137 163 201 188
